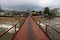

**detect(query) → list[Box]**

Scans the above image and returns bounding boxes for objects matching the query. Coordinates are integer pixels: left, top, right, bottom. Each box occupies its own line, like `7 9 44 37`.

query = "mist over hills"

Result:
49 5 60 9
2 4 43 11
2 4 60 12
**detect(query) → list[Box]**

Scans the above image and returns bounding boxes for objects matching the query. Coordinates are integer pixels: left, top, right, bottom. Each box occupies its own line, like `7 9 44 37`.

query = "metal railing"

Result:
32 16 51 40
39 22 60 40
0 17 26 40
32 17 60 40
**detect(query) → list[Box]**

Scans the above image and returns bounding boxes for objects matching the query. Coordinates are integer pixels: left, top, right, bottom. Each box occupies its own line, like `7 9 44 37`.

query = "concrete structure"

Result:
0 12 5 16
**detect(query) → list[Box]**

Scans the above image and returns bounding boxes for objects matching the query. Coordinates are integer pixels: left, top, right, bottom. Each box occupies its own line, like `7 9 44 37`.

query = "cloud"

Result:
0 0 35 6
0 0 60 8
37 0 60 7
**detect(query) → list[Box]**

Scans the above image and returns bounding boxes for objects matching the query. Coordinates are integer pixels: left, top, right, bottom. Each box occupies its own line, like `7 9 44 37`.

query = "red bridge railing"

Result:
32 17 51 40
32 16 60 40
38 22 60 40
32 16 60 34
0 17 26 39
39 22 60 34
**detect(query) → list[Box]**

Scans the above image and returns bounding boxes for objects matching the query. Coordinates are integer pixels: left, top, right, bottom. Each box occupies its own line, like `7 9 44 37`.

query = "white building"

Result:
0 12 5 16
56 9 60 16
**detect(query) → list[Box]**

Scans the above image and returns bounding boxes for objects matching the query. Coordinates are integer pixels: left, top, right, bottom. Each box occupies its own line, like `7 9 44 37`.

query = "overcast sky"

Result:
0 0 60 10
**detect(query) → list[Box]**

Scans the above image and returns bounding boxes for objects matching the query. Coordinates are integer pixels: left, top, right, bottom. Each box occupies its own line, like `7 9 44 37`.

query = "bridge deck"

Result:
12 16 50 40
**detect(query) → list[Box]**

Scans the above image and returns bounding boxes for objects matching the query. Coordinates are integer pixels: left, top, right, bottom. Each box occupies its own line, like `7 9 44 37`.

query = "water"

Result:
0 23 19 33
38 17 60 32
0 24 12 29
36 17 60 40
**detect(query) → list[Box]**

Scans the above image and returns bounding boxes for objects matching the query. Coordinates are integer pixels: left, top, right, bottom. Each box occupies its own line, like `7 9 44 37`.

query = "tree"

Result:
44 7 50 14
39 11 42 15
43 7 56 20
43 7 51 17
50 9 57 17
12 10 17 15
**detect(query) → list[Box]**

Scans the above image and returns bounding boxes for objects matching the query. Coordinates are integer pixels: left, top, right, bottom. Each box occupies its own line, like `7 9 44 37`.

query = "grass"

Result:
0 28 6 34
0 28 13 40
0 17 25 40
0 32 13 40
33 16 60 40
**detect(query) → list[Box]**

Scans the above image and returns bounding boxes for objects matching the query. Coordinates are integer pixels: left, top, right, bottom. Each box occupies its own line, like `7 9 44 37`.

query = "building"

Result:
30 11 40 16
56 9 60 16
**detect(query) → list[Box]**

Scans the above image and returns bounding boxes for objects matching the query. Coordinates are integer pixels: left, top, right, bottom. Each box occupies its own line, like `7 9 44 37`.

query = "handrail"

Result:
11 17 28 40
32 16 60 40
32 16 60 34
42 22 60 34
31 16 51 40
0 18 26 38
0 25 15 38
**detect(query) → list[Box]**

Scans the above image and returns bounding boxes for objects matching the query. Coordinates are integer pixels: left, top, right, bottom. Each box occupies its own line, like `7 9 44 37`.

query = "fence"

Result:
0 17 26 40
32 16 60 40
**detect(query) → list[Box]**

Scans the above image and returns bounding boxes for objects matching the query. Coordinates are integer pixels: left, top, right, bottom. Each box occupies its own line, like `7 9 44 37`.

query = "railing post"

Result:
39 20 40 27
15 25 16 33
45 25 47 32
20 21 21 28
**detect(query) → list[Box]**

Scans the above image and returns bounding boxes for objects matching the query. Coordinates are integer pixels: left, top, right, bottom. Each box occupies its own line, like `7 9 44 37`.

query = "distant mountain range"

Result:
2 4 60 12
49 5 60 9
2 4 43 11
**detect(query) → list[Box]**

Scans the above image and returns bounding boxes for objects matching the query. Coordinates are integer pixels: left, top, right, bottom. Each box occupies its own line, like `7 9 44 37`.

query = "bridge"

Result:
0 16 60 40
12 16 50 40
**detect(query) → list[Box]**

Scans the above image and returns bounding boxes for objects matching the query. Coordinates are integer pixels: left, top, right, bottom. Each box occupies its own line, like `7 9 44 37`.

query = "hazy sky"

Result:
0 0 60 10
0 0 60 7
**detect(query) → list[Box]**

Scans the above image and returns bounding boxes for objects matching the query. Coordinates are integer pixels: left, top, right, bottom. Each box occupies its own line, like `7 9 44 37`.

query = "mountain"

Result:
49 5 60 9
2 4 43 11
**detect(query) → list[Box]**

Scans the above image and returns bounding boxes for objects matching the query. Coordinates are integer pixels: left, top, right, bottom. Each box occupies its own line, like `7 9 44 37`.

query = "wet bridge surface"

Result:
12 16 50 40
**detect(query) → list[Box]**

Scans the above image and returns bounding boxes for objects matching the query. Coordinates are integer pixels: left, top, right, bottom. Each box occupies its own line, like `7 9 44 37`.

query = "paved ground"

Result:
13 16 50 40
